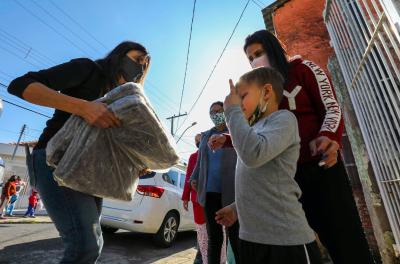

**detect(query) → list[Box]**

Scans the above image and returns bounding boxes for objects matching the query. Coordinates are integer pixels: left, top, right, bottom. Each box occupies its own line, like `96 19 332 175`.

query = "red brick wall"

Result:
273 0 333 73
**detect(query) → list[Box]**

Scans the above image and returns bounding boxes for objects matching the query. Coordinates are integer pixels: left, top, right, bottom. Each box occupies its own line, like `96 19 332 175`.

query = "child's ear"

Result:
263 84 273 101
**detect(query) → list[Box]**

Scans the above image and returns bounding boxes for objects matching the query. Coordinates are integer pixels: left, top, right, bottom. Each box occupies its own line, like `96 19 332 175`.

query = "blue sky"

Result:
0 0 271 159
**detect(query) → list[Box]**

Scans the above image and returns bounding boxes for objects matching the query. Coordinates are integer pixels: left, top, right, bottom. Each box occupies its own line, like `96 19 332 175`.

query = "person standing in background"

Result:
5 176 26 216
190 101 239 264
182 134 227 264
0 175 17 219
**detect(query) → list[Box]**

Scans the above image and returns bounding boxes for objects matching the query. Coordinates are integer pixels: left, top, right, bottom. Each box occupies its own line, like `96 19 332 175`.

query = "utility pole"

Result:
166 113 187 136
11 124 26 160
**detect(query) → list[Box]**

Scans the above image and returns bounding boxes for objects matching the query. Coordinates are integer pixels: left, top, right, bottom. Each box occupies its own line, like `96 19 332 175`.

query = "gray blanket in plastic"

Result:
46 82 179 201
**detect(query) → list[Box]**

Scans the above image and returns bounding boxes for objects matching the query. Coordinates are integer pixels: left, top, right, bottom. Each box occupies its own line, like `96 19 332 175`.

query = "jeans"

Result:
25 204 35 216
30 149 103 263
6 194 18 215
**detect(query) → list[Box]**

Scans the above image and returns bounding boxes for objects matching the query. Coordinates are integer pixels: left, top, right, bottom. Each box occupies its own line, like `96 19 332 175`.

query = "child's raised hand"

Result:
208 134 227 151
224 79 241 111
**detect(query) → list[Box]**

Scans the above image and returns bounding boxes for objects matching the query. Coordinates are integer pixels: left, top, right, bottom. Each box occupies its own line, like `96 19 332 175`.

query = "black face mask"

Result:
120 56 144 83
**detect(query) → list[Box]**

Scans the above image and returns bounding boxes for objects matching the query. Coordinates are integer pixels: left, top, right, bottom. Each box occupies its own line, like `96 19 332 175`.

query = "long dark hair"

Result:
97 41 149 92
244 30 289 82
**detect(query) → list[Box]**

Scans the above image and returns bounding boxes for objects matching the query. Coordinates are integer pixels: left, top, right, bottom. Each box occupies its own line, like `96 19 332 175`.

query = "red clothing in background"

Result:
2 181 16 198
182 151 205 224
29 194 38 207
279 57 344 164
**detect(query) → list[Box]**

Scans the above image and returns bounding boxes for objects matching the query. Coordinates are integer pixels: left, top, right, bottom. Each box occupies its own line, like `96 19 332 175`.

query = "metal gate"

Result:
324 0 400 253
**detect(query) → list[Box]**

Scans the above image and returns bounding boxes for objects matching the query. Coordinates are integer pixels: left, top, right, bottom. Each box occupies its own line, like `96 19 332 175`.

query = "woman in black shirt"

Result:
8 41 150 263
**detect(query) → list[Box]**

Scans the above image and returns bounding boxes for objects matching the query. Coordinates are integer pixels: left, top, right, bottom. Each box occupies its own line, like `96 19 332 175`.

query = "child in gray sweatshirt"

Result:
213 67 322 264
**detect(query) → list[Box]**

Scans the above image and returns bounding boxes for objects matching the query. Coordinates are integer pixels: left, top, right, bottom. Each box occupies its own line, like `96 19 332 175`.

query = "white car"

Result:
100 167 196 247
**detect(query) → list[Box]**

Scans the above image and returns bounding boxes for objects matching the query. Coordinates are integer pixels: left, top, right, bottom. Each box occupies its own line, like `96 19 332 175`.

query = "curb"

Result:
0 216 52 224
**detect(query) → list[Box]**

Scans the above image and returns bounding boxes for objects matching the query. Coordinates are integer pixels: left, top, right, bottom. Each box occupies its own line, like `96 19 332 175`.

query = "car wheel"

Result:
101 225 118 234
154 212 179 247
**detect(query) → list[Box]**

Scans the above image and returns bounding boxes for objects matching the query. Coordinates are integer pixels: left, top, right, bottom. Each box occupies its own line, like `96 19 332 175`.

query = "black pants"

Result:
239 239 323 264
296 159 374 264
204 192 239 264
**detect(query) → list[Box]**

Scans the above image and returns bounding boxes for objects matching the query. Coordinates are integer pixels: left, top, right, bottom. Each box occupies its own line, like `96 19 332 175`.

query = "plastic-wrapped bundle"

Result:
46 82 179 201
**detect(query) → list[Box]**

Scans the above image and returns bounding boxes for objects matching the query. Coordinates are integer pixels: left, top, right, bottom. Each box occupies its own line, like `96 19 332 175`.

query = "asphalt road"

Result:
0 223 197 264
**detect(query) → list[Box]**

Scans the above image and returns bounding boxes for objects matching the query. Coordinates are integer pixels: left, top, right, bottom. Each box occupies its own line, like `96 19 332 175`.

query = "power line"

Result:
251 0 264 9
14 0 92 56
0 27 58 65
250 0 263 9
0 89 53 116
146 79 180 105
177 0 197 128
0 82 51 118
0 71 13 82
255 0 267 7
0 44 42 69
2 99 51 118
145 89 179 114
0 36 51 68
176 0 251 133
48 0 108 50
179 138 196 148
0 30 53 67
31 0 102 55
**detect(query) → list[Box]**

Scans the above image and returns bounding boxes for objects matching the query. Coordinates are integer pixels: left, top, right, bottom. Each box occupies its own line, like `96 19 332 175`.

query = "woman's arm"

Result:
301 61 343 167
22 83 120 128
301 61 344 145
8 58 120 128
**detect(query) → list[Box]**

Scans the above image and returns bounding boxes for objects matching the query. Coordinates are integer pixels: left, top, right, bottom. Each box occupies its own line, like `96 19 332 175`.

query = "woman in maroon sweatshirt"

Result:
245 30 374 264
210 30 374 264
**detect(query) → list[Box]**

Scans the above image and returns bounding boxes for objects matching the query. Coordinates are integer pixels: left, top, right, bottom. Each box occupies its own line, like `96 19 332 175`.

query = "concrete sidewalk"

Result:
0 209 51 224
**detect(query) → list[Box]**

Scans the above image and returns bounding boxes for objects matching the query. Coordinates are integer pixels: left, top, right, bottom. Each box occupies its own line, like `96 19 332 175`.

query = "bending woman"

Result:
8 41 150 263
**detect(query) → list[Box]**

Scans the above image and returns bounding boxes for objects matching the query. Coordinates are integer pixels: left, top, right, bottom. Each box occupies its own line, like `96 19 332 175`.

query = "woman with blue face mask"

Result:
7 41 150 263
190 101 239 264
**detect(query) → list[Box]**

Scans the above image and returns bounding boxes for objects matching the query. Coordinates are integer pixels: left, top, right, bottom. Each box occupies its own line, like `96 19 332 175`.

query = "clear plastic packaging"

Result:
46 82 179 201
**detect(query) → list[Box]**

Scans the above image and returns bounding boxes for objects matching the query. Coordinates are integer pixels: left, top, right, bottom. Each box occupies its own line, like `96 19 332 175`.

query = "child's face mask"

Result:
250 54 270 69
210 112 226 127
248 89 269 126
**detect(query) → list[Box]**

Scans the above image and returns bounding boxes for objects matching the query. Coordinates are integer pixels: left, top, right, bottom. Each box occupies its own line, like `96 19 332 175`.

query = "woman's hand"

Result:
309 136 340 168
215 204 237 227
182 200 189 211
208 134 227 151
224 79 241 111
79 101 121 128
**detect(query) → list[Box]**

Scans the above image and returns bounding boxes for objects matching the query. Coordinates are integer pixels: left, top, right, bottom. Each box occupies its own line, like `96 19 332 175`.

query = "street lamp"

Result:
176 122 197 143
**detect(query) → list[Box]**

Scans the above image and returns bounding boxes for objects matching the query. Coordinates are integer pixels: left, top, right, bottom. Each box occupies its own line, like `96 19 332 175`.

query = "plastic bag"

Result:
46 82 179 201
